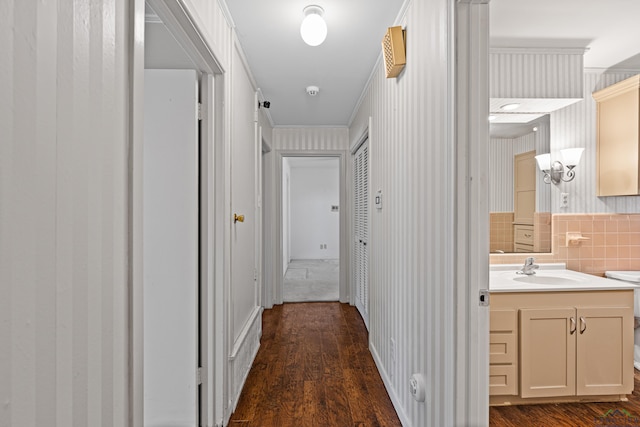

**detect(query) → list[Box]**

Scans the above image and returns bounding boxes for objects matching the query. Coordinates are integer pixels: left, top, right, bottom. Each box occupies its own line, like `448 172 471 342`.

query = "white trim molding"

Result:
455 0 490 425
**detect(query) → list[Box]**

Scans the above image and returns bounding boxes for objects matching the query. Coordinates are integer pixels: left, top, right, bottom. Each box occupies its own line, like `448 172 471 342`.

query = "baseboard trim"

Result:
229 306 262 360
227 306 263 419
369 342 411 427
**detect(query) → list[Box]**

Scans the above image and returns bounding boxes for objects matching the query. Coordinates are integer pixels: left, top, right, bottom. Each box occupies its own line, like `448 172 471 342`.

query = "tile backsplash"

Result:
490 213 640 276
490 212 514 253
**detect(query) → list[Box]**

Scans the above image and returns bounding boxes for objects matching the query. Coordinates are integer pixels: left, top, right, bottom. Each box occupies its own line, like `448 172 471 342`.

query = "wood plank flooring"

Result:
490 370 640 426
229 302 640 426
228 302 402 427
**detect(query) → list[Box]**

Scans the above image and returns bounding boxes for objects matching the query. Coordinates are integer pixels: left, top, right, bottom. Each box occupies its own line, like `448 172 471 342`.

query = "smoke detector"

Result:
306 85 320 96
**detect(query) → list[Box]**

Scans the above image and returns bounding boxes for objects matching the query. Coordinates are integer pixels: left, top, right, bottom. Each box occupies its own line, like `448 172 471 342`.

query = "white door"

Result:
143 69 199 427
353 139 369 328
229 57 259 373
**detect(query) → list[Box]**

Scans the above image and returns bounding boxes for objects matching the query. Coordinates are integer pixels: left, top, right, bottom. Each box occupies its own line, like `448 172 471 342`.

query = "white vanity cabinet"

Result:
490 290 634 405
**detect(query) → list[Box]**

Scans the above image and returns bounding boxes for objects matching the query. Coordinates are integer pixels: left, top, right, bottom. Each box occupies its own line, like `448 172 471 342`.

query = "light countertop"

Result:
490 263 640 293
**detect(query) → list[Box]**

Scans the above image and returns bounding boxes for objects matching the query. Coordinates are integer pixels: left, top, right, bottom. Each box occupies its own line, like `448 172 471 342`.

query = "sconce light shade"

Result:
560 147 584 167
535 147 585 185
300 5 327 46
535 153 551 171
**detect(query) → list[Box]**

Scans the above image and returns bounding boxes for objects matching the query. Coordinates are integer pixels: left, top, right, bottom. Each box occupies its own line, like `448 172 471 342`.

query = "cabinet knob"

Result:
234 213 245 223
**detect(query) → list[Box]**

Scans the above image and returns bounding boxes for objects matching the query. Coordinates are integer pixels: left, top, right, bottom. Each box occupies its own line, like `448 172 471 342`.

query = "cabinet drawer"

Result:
490 309 518 365
514 225 534 245
490 365 517 396
490 333 517 364
514 243 534 252
490 309 516 332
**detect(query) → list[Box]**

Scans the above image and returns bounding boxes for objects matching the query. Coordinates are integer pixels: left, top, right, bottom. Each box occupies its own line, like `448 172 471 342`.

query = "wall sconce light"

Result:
535 148 584 185
300 5 327 46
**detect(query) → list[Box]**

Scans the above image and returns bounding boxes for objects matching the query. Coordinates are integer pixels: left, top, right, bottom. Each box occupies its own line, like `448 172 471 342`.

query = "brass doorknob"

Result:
234 213 245 223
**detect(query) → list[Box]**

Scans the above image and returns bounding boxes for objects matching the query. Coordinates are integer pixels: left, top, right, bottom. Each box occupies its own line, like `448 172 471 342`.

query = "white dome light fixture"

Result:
300 5 327 47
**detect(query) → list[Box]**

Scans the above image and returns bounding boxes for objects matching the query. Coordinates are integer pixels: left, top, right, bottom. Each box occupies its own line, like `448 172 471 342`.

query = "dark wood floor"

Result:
490 371 640 426
228 302 402 427
230 302 640 427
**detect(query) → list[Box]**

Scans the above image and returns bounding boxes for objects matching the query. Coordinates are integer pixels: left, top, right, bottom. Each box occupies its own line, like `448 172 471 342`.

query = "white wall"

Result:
489 135 535 212
289 159 340 260
1 1 131 425
2 0 268 425
272 127 350 151
550 70 640 213
349 0 458 425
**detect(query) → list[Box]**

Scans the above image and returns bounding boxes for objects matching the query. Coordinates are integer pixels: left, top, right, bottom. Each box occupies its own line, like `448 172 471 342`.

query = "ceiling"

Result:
490 0 640 70
202 1 640 129
224 0 406 127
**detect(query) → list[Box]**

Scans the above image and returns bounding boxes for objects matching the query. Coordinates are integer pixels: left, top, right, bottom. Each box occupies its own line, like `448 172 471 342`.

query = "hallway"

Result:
229 302 401 426
283 259 339 302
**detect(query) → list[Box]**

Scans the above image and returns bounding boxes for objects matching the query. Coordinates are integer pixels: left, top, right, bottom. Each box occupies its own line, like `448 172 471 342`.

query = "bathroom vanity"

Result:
489 264 638 406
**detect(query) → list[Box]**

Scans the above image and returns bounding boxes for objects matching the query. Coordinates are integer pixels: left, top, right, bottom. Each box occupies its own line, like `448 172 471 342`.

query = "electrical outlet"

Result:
561 192 569 208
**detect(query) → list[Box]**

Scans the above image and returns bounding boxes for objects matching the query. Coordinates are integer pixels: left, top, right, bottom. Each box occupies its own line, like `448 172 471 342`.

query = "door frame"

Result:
127 0 491 425
274 150 349 304
130 0 227 425
455 0 490 424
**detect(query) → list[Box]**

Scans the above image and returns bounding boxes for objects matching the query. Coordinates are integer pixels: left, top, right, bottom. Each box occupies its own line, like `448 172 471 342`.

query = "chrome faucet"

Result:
517 257 539 275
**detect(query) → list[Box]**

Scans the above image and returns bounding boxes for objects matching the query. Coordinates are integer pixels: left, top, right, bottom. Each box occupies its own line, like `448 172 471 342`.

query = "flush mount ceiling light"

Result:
300 5 327 46
500 103 521 111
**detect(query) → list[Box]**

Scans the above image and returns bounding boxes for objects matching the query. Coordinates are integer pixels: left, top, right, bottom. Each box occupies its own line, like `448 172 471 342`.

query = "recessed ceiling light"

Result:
532 126 539 132
500 103 520 111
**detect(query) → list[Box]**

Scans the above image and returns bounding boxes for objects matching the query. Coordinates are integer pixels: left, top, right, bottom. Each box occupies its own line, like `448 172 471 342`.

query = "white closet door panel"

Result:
143 69 199 427
353 140 369 328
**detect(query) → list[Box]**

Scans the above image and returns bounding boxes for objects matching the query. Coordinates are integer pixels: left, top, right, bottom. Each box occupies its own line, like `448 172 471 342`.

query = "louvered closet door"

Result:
353 140 369 329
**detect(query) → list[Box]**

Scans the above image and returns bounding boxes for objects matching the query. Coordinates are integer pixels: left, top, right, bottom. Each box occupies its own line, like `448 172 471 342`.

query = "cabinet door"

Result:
520 308 576 398
595 86 640 196
576 307 634 395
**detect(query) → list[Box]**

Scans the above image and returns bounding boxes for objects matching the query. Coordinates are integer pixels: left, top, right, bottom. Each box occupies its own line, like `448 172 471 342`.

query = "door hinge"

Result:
254 269 257 281
479 289 490 307
197 102 203 121
197 366 204 385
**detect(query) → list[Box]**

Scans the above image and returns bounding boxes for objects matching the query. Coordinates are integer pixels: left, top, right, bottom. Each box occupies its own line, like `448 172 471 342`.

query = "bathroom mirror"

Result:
489 115 552 253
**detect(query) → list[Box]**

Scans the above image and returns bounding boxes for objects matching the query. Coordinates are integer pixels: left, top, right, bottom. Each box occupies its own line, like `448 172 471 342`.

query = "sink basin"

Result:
512 274 580 285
